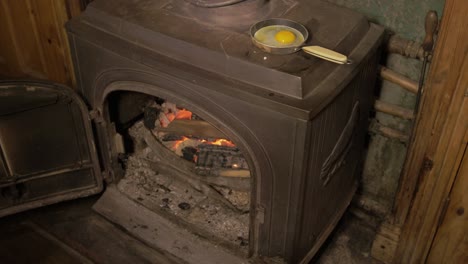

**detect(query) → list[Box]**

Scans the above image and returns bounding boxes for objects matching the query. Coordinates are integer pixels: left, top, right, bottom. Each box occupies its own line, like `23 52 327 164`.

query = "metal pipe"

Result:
370 121 409 142
379 66 419 94
387 35 425 60
374 100 414 120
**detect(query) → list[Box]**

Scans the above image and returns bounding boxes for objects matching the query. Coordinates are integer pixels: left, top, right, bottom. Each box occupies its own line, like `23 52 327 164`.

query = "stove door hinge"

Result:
89 109 104 123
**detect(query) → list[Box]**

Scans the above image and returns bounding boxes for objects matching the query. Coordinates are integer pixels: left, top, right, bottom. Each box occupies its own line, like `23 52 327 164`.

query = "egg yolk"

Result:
274 30 296 44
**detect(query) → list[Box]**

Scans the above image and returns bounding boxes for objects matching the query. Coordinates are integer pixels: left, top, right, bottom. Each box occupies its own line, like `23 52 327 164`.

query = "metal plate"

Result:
0 81 103 217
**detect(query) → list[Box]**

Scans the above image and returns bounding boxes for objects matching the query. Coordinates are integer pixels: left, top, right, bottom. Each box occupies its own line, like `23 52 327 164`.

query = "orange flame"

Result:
202 138 236 147
172 136 190 151
175 109 192 120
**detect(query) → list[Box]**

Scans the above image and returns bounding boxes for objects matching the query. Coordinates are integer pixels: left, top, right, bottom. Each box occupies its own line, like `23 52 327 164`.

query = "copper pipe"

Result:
374 100 414 120
370 121 409 142
379 66 419 94
377 125 409 142
387 35 425 60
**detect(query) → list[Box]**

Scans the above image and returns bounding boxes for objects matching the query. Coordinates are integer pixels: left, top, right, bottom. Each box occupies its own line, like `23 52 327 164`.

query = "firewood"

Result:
196 144 248 172
142 127 250 193
155 119 226 138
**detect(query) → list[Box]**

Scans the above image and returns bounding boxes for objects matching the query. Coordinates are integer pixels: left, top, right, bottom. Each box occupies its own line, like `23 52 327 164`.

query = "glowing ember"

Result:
206 139 236 147
172 136 190 151
159 103 193 127
171 137 236 155
175 109 192 120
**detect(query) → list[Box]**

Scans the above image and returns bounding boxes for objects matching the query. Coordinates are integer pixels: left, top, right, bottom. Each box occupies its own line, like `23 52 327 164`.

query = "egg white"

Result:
254 25 304 47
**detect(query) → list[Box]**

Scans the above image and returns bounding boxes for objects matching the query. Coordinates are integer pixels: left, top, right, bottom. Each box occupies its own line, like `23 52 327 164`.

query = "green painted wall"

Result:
326 0 445 213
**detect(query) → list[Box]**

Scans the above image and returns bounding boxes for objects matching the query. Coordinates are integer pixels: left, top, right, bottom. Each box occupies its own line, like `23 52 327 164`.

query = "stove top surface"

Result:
76 0 371 99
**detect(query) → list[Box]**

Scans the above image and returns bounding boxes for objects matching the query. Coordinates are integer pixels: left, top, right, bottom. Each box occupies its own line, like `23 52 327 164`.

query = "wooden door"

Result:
427 142 468 264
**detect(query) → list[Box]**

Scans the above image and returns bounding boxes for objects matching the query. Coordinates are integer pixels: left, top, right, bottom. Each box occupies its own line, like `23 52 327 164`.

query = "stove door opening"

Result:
105 91 251 255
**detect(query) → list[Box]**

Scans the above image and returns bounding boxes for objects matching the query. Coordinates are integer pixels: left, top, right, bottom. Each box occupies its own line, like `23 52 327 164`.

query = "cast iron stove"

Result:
0 0 384 263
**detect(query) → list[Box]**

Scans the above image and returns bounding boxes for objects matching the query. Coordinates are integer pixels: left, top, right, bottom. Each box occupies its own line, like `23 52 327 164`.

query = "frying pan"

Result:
250 18 351 64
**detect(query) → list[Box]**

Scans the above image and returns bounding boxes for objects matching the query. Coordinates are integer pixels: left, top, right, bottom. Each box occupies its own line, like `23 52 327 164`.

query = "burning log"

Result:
156 119 226 139
142 127 250 192
138 98 252 197
195 144 250 178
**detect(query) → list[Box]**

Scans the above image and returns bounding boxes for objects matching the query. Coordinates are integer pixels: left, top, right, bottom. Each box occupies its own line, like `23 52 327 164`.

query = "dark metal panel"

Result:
67 18 383 121
0 103 86 178
294 52 379 263
72 0 369 99
66 25 383 261
0 81 103 217
65 0 384 260
0 153 7 180
0 168 97 210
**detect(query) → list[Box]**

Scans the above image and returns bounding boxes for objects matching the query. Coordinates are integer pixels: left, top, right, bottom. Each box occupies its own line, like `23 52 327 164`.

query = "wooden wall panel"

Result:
0 1 24 76
0 0 84 87
427 144 468 264
391 0 468 262
372 0 468 262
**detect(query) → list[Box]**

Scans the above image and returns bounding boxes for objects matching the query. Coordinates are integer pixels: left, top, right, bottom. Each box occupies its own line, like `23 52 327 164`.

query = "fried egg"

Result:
254 25 304 47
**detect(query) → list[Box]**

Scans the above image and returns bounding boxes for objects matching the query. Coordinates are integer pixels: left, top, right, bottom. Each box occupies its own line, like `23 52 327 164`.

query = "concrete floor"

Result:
314 211 383 264
0 195 381 264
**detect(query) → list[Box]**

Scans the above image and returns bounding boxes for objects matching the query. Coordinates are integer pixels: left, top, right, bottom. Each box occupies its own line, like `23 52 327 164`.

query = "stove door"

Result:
0 81 103 217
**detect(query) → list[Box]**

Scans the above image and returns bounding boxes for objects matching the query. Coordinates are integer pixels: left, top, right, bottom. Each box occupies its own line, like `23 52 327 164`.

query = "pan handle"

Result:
302 46 351 64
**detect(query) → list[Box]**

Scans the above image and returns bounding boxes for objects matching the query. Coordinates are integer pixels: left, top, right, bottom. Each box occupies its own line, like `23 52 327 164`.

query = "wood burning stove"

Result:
0 0 383 263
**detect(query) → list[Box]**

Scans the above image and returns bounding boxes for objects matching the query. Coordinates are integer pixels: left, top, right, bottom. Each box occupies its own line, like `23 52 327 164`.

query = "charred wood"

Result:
143 126 250 190
196 144 249 175
155 120 226 138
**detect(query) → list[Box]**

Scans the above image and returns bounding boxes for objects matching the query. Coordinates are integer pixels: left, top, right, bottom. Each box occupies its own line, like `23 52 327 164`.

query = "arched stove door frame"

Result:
92 69 274 258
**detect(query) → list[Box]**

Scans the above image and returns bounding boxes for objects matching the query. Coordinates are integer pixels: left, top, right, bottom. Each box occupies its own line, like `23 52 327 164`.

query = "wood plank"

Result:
9 0 49 79
0 0 77 86
392 0 468 227
370 223 401 264
391 0 468 261
0 2 22 76
52 0 78 87
65 0 84 19
29 0 75 86
427 146 468 263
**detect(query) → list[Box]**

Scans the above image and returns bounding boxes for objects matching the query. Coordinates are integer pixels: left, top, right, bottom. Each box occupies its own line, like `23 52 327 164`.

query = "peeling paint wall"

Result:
326 0 445 213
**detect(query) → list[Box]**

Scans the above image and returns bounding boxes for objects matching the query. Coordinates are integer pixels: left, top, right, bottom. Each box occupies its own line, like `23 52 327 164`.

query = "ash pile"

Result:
117 100 251 253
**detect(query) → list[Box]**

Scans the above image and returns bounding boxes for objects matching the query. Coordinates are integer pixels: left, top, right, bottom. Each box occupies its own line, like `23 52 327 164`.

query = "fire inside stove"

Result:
110 92 251 254
147 100 249 177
